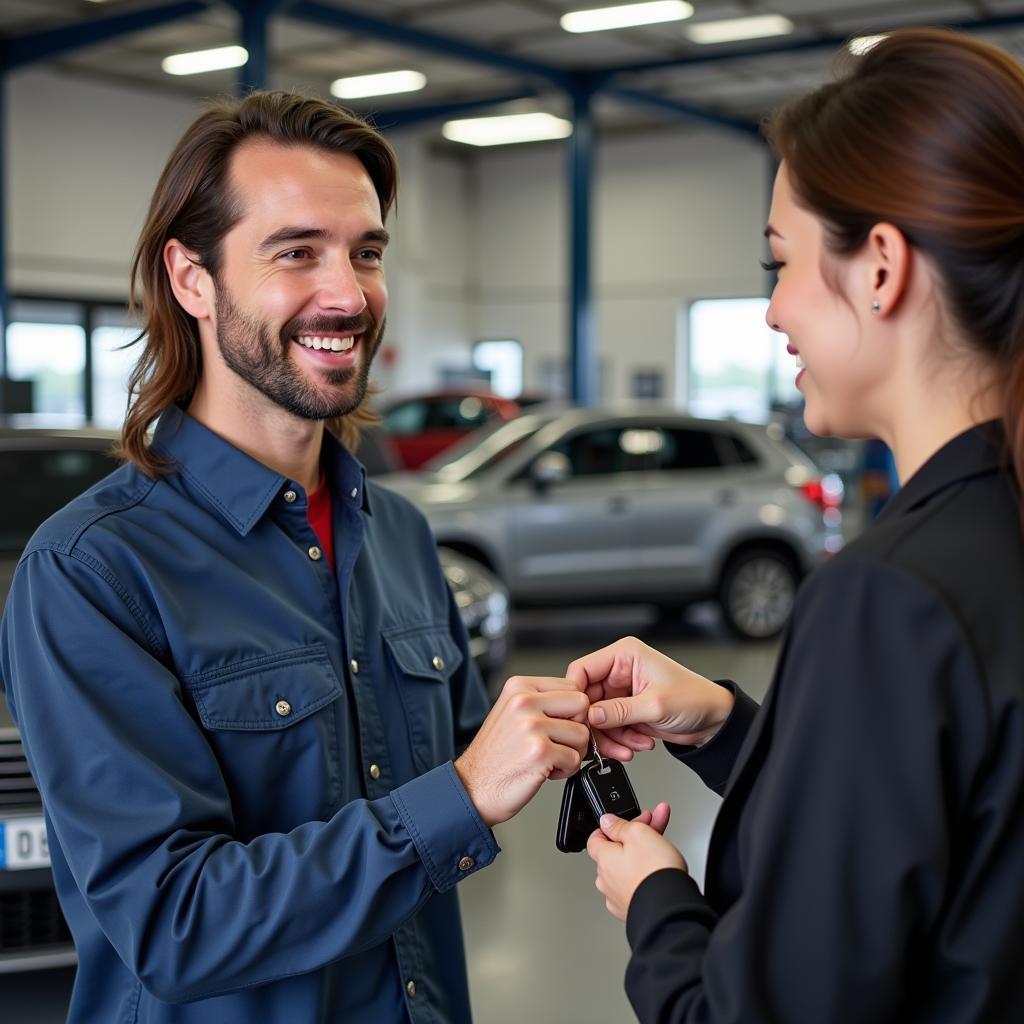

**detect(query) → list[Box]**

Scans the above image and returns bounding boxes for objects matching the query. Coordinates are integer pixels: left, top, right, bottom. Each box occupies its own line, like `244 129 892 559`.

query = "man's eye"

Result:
356 249 384 263
280 249 311 261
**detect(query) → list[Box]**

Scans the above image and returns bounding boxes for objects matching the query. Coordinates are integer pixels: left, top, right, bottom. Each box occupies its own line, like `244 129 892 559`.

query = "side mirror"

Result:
530 451 571 492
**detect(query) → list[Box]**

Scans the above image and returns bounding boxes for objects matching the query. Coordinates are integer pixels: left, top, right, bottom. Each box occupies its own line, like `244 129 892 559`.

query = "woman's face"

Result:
765 163 887 437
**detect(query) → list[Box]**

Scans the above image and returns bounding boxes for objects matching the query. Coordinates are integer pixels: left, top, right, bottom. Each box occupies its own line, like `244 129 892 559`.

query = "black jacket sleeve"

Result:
623 556 989 1023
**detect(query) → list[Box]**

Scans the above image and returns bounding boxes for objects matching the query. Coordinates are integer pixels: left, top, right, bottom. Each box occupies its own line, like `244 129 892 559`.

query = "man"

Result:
0 92 590 1023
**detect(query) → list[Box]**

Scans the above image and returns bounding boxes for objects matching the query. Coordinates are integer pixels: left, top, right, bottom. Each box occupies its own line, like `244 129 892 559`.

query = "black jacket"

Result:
625 423 1024 1023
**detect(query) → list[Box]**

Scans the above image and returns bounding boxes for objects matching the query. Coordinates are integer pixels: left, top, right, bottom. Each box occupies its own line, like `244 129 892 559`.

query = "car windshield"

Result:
426 414 555 482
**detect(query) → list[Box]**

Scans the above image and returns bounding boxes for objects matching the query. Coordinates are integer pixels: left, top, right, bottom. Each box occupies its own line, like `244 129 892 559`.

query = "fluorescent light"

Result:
849 34 888 55
685 14 794 45
442 113 573 147
561 1 693 34
331 70 427 100
162 45 248 76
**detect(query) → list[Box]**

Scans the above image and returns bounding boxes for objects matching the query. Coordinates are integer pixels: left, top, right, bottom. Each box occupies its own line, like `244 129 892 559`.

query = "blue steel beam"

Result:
288 1 571 89
0 1 211 72
0 72 7 413
364 92 538 130
599 10 1024 79
607 86 760 138
568 83 596 406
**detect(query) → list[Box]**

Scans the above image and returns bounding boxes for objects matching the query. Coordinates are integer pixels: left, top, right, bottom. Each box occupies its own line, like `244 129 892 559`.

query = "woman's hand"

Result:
565 636 734 760
587 803 686 921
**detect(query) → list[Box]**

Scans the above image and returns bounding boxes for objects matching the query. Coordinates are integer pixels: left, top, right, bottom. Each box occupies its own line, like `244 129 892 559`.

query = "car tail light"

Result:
797 472 844 530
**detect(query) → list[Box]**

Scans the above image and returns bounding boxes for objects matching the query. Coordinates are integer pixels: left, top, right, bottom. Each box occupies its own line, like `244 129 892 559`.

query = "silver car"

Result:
378 406 844 640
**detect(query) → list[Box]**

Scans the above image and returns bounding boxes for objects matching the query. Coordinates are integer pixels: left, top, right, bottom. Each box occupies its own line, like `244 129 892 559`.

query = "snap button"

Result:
308 545 322 561
406 980 416 998
275 700 292 718
350 487 358 499
369 764 381 780
458 855 475 872
283 489 297 503
432 655 445 671
350 658 359 675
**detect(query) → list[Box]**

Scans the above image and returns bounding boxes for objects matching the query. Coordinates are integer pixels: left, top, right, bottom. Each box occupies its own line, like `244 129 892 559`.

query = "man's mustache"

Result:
279 314 375 342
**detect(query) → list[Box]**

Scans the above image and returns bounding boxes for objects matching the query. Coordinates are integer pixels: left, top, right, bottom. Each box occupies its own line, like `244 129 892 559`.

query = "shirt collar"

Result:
150 406 371 536
879 420 1007 522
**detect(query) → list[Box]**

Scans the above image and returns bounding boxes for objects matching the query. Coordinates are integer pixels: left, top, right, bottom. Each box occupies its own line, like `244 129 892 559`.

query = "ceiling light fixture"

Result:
848 34 888 55
162 45 249 76
561 1 693 34
685 14 794 45
331 70 427 99
441 112 573 147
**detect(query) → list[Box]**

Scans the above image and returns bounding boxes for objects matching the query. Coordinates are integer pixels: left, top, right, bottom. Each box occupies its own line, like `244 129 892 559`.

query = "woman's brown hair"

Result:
765 28 1024 489
121 91 399 476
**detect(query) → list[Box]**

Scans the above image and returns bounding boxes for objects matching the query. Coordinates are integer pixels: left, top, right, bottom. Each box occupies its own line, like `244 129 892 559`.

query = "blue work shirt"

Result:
0 406 499 1023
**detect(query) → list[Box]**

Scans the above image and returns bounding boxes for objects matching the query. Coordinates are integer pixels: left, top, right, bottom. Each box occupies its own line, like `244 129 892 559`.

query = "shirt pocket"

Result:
185 644 345 835
383 626 464 774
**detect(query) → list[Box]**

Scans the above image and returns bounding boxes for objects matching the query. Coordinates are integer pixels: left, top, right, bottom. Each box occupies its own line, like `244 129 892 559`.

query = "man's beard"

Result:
213 284 384 421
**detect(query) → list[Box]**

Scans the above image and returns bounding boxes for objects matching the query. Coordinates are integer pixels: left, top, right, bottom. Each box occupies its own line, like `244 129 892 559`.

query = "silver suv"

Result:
378 406 844 640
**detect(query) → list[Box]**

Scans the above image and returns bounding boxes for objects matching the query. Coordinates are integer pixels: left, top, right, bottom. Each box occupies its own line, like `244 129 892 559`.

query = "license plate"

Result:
0 815 50 870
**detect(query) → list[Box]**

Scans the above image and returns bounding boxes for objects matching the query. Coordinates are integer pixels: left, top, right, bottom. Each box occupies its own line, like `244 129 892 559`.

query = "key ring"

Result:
589 727 605 771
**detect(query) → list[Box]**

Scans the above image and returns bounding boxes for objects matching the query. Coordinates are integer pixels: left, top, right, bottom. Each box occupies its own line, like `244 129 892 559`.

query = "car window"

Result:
654 428 724 471
382 399 428 435
548 427 650 478
424 396 492 431
0 446 115 552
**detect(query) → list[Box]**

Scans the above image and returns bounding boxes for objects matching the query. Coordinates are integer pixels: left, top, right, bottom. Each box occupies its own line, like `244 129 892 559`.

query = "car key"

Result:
555 764 598 853
579 733 642 822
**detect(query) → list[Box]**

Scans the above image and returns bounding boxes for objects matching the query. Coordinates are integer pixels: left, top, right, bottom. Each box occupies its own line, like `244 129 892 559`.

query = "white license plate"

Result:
0 815 50 870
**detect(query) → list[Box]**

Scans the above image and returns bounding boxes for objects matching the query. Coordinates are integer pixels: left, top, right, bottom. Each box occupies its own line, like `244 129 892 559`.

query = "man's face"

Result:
210 140 389 421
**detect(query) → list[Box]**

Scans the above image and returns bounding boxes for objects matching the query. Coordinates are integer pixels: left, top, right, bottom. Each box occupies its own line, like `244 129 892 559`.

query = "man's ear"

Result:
866 222 911 318
164 239 214 320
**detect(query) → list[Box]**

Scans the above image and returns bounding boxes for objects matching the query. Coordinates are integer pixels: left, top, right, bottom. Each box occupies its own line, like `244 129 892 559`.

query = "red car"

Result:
378 390 533 470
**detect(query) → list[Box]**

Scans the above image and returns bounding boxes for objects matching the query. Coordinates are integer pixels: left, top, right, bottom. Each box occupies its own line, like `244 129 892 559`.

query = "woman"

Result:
570 28 1024 1022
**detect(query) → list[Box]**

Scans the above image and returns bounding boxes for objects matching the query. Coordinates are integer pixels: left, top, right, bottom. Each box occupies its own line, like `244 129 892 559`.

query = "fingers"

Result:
566 637 646 692
649 802 671 835
589 691 660 731
501 674 587 696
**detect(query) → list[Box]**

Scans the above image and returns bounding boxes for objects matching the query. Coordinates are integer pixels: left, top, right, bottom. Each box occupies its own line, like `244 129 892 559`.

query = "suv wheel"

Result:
718 547 799 640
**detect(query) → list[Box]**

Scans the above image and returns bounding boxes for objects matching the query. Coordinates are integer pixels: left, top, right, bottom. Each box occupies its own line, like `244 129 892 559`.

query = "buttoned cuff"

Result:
663 680 759 795
391 761 500 893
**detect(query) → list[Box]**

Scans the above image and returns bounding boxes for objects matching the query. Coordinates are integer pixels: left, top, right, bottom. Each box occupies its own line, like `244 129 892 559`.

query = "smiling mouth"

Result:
293 334 358 352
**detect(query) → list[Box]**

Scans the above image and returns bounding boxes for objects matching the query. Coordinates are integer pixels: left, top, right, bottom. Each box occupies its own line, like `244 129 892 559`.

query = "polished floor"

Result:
1 604 779 1023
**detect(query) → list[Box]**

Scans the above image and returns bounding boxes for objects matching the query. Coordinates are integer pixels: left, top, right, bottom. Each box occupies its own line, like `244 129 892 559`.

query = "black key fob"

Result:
556 766 599 853
580 758 641 822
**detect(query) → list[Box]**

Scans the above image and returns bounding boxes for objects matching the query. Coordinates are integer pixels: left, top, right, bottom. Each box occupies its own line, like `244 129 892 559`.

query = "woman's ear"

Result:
866 222 911 317
164 239 213 321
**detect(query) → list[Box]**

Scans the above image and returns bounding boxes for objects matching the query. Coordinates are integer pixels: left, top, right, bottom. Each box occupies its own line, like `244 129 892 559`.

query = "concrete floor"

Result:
0 604 779 1023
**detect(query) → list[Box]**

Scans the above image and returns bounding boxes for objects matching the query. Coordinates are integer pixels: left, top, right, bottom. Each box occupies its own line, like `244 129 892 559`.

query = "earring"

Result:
871 300 881 313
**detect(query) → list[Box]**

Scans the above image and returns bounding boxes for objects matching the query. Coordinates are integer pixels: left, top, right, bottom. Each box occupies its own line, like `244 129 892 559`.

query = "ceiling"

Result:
3 0 1024 140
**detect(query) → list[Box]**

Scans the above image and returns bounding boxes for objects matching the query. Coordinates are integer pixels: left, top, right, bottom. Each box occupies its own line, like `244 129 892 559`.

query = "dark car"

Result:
0 423 508 973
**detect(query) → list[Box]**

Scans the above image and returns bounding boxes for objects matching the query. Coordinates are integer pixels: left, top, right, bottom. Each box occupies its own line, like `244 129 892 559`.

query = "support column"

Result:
238 1 270 94
568 82 595 405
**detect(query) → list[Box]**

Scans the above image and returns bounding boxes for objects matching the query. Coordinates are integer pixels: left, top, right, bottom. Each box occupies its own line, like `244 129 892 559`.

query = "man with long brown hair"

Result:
0 92 590 1023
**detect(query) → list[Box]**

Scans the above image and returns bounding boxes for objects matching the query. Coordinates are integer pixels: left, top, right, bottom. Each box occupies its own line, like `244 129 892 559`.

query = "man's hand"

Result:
587 804 685 921
565 636 734 760
455 676 590 828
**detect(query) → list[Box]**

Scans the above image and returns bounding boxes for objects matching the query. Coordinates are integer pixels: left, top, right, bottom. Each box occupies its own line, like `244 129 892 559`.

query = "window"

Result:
548 427 648 478
382 399 428 435
656 429 724 471
473 340 523 398
0 445 116 551
92 308 142 428
686 298 799 422
425 396 492 431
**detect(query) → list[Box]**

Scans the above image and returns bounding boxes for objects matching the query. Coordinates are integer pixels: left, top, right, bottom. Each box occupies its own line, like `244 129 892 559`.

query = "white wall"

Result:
470 128 771 401
6 68 772 405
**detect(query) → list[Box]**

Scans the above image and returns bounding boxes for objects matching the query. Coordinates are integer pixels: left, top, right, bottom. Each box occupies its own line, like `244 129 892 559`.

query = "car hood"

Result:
373 472 479 510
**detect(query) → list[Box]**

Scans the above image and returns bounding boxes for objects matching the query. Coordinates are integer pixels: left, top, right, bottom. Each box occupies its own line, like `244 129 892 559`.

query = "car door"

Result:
505 424 647 601
631 425 756 593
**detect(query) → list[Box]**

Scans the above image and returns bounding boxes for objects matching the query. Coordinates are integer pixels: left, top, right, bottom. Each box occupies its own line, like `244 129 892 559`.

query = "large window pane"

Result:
92 307 142 428
688 297 798 422
6 321 86 421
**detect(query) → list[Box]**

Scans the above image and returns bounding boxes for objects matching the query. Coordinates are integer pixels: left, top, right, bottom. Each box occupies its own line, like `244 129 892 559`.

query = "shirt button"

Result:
275 700 292 718
406 980 417 998
308 545 322 561
369 764 381 780
283 489 297 504
350 658 359 675
350 487 358 499
458 855 475 872
432 655 445 671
